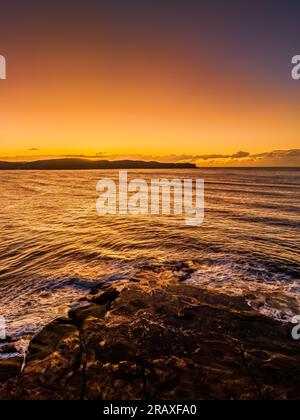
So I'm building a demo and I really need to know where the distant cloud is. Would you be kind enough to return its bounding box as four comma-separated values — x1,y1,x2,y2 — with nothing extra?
246,149,300,166
28,148,39,151
231,151,250,159
105,149,299,167
192,149,300,166
186,151,250,161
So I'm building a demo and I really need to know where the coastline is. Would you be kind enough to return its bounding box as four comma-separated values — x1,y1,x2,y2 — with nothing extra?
1,271,299,400
0,158,197,171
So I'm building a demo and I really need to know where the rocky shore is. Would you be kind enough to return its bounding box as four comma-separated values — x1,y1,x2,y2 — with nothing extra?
0,271,300,400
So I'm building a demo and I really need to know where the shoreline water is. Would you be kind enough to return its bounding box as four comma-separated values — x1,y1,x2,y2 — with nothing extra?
1,256,300,361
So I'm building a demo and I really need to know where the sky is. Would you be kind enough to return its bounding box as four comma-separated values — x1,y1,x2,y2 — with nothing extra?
0,0,299,166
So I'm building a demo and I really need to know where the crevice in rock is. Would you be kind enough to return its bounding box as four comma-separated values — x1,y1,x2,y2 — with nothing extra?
239,343,263,400
138,359,153,400
77,327,87,401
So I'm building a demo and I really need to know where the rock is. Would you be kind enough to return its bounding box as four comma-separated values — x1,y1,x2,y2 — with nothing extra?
88,287,120,306
0,318,84,400
0,357,22,383
0,276,299,400
0,343,18,354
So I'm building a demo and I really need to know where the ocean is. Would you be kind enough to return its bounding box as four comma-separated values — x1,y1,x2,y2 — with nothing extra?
0,168,299,355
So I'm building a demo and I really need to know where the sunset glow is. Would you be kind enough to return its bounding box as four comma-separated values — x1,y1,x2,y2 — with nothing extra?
1,1,300,166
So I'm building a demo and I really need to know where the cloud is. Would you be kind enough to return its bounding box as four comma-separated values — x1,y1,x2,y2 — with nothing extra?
187,151,250,161
231,151,250,159
254,149,300,159
247,149,300,166
190,149,300,166
126,150,299,166
95,150,299,166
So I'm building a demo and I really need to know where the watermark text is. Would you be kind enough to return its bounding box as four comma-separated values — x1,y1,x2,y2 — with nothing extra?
292,55,300,80
292,315,300,340
0,316,6,340
0,55,6,80
96,171,204,226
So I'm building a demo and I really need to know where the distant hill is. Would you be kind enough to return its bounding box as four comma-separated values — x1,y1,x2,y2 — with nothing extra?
0,158,197,170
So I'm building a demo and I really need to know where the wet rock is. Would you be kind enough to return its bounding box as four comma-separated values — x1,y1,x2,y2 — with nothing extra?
0,357,22,383
0,279,299,400
89,287,120,306
0,318,84,399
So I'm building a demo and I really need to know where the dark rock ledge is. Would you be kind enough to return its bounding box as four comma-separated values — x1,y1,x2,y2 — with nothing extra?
0,275,300,400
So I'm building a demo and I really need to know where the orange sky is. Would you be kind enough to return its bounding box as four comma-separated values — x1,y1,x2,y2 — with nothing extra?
0,1,299,166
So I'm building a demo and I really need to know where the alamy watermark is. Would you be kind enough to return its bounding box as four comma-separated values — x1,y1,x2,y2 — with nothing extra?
0,316,6,340
291,316,300,340
96,171,204,226
1,54,299,81
292,55,300,80
0,55,6,80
